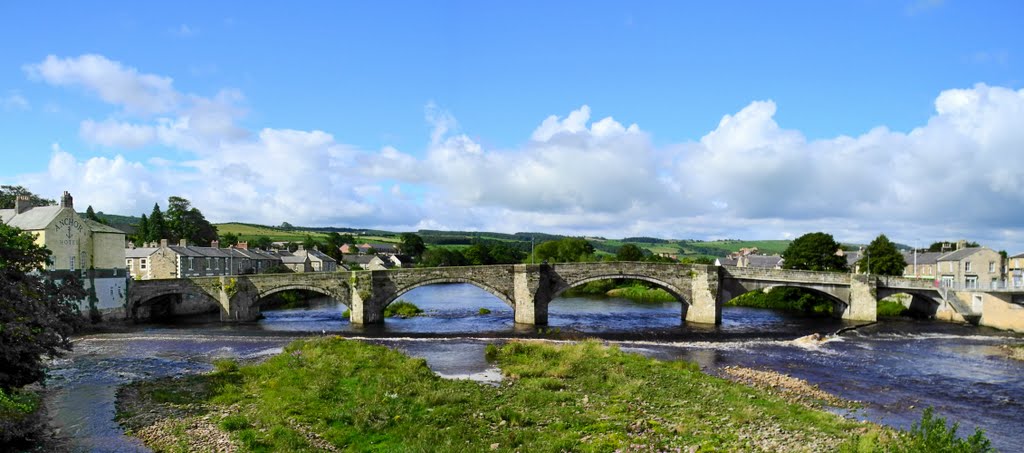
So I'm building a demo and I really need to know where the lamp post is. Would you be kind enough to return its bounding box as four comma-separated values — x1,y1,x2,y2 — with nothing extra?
531,236,535,264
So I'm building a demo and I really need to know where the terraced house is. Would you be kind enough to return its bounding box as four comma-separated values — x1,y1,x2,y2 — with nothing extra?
1,192,127,318
126,239,282,279
935,241,1004,290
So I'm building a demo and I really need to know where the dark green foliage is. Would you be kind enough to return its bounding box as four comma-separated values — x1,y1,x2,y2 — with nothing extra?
147,203,168,242
301,234,320,251
478,308,492,315
0,223,85,391
877,300,910,317
219,232,239,247
727,287,835,316
0,387,43,445
384,300,423,318
532,237,595,263
85,205,102,223
134,214,149,246
166,196,217,246
399,233,427,259
419,247,469,267
782,232,848,272
250,236,273,250
860,234,907,276
890,407,993,453
0,185,54,209
616,244,645,261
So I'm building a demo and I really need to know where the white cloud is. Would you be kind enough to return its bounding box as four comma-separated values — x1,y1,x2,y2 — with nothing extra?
79,119,156,148
24,54,179,114
2,92,29,110
15,53,1024,252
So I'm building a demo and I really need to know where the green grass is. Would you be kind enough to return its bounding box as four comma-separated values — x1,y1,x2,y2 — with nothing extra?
1,388,43,445
877,300,910,317
384,300,423,318
478,307,492,315
606,285,677,303
122,338,900,451
727,287,835,316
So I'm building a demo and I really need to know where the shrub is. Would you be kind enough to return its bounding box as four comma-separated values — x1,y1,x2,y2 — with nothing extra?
478,307,492,315
384,300,423,318
890,407,993,452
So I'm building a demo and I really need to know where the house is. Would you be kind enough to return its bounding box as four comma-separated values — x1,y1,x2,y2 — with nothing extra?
900,251,943,280
342,254,390,270
1,191,127,317
356,242,399,256
1007,252,1024,288
388,254,415,268
274,245,338,273
714,256,738,266
935,241,1004,289
715,254,782,269
126,239,283,279
836,249,861,272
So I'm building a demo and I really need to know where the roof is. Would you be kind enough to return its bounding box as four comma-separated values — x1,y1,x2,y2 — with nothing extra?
0,205,63,230
84,218,126,234
280,254,309,264
1011,252,1024,259
125,247,158,258
306,249,336,263
937,247,990,262
901,251,943,265
746,255,783,268
843,251,861,266
716,257,738,266
342,254,377,265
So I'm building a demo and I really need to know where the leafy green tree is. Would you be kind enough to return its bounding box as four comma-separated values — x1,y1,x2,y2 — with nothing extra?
533,238,595,263
0,223,85,391
250,236,273,250
616,244,645,261
147,203,168,242
85,205,100,222
419,248,468,267
166,196,217,246
464,243,494,265
782,232,848,272
860,234,907,276
487,243,526,264
0,185,54,209
322,232,347,259
399,233,426,259
219,232,239,247
134,214,149,247
302,235,321,251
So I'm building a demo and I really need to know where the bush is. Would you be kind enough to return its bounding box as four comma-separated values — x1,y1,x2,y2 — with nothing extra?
478,307,492,315
0,388,43,445
878,300,910,317
384,300,423,318
891,407,993,452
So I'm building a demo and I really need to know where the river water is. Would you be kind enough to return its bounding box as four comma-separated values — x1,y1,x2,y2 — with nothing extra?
43,283,1024,452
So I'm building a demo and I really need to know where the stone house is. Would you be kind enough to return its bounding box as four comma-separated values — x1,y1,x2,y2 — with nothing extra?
736,254,783,269
900,251,943,280
126,239,282,279
357,242,399,256
1008,252,1024,289
1,191,127,317
388,254,415,268
274,245,338,273
342,254,390,270
936,242,1004,289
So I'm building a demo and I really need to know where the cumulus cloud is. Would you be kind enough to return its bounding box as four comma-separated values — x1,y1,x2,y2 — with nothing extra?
2,92,29,110
24,54,179,115
14,53,1024,251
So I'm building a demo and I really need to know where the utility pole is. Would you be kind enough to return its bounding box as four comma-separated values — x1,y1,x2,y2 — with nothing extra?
531,236,535,264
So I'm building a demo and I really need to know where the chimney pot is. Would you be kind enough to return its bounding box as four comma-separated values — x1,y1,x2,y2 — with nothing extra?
179,239,188,247
59,191,73,209
237,241,248,250
211,240,220,249
160,239,168,248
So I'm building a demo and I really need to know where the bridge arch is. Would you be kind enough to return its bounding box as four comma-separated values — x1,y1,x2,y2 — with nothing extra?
256,284,350,308
551,274,690,306
877,289,943,318
128,287,221,320
721,284,850,318
383,278,515,308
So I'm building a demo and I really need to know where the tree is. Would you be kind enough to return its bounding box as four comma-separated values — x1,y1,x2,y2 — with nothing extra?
166,196,217,246
148,203,168,242
616,244,645,261
302,235,321,251
464,243,494,265
860,234,907,276
532,238,595,263
927,241,979,252
134,214,149,246
0,185,54,209
0,223,85,390
782,232,848,272
399,233,426,259
250,236,273,250
280,222,294,230
85,205,101,222
220,232,239,247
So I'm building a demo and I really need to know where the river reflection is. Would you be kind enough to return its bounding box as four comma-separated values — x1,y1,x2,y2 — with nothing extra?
44,283,1024,452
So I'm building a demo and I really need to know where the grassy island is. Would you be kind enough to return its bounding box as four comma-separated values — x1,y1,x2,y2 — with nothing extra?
116,338,990,452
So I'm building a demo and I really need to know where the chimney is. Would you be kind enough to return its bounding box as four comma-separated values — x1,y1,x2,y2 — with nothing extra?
236,241,248,250
298,244,305,251
941,242,952,253
179,239,188,247
59,191,73,209
211,240,220,249
160,239,168,248
956,239,967,251
14,195,32,214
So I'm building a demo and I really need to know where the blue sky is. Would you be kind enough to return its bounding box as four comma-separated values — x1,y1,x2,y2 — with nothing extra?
2,1,1023,251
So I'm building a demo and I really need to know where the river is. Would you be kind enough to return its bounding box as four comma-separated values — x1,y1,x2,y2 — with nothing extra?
43,283,1024,452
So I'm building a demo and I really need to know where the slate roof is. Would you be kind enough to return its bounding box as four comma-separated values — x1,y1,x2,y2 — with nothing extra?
937,247,986,262
1011,252,1024,259
746,255,783,268
716,257,738,266
0,205,63,230
901,251,942,265
843,251,861,266
125,247,158,258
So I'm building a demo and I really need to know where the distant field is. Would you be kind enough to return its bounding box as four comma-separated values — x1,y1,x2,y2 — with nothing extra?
214,223,401,244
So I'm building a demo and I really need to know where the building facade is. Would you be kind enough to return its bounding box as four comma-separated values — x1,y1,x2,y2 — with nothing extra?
935,246,1004,290
1,192,127,318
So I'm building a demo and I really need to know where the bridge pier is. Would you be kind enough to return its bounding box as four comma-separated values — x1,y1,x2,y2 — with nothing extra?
216,276,261,322
513,264,549,325
687,265,721,324
843,274,878,322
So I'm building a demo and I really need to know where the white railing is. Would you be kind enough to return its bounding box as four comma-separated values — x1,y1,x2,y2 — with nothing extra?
938,280,1024,291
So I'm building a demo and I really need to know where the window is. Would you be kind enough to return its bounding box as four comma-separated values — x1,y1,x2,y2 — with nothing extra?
989,261,995,273
126,259,133,270
965,261,972,272
69,256,75,271
966,276,978,288
188,257,194,270
206,257,212,269
140,258,148,270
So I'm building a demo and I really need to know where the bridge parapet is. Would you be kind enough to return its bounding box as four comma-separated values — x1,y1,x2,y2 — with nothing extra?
721,267,851,285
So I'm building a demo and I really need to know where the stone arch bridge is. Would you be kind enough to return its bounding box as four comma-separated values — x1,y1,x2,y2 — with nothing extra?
126,262,952,325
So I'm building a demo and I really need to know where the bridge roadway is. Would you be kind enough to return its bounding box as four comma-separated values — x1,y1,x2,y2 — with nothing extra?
126,262,949,325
